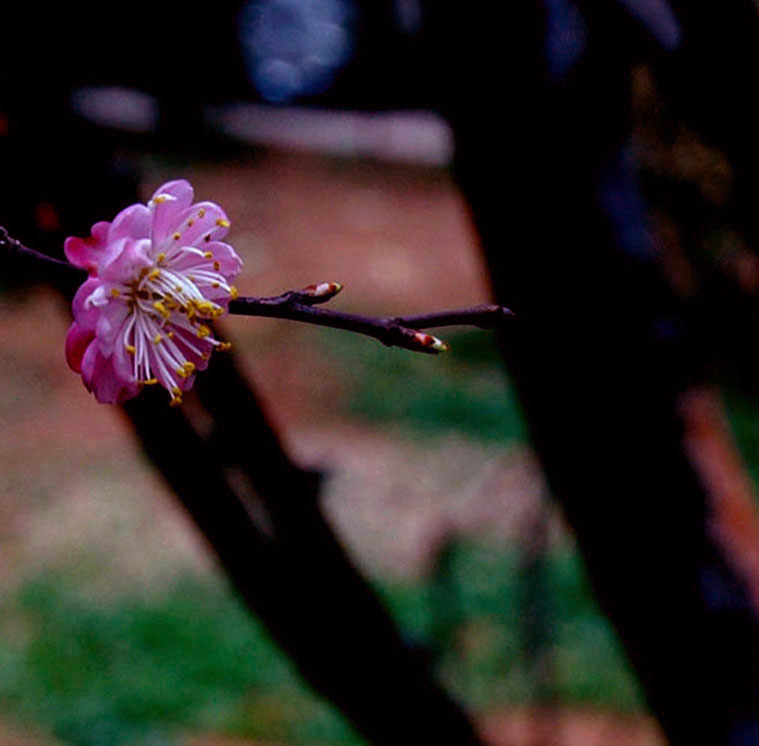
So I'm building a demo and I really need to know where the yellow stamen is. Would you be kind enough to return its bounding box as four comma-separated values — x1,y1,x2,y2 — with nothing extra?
216,218,230,228
149,268,161,281
110,288,120,298
125,344,136,355
196,325,211,339
229,285,238,300
204,251,213,259
188,219,195,227
153,301,170,319
172,232,181,241
144,378,158,385
153,334,163,344
213,261,220,271
169,396,183,407
217,341,232,352
156,252,166,263
198,208,206,218
184,362,196,374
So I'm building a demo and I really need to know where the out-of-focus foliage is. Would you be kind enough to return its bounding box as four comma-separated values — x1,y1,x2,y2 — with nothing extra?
0,542,643,746
340,331,527,443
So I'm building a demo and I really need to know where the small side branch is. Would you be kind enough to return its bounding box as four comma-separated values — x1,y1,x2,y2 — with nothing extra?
1,225,515,352
229,288,514,354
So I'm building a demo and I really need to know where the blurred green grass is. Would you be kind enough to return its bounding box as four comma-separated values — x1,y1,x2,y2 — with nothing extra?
0,542,644,746
335,329,527,443
13,329,752,745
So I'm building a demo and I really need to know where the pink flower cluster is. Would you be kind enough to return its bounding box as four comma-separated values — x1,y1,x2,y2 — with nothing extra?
65,180,243,405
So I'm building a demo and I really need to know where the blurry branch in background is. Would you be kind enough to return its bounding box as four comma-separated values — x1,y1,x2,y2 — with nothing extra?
1,225,515,353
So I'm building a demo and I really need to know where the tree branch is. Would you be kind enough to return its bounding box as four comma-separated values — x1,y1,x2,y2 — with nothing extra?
229,289,514,353
1,225,515,352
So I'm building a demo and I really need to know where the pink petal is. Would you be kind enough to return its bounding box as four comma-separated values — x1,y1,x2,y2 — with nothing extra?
71,277,104,331
169,201,231,247
111,330,136,383
150,180,195,248
95,300,131,355
65,322,95,374
203,241,243,280
64,221,111,272
108,203,152,244
99,237,152,283
81,341,139,404
168,240,242,280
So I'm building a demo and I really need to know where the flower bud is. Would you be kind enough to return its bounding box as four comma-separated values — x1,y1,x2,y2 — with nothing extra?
412,331,449,352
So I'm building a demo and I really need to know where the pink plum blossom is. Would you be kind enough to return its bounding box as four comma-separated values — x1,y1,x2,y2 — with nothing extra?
65,180,242,406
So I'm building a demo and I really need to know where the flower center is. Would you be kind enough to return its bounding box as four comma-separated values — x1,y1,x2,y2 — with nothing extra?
115,251,235,405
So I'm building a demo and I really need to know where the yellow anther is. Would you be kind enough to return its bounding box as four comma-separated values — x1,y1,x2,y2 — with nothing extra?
212,282,220,289
201,353,210,361
167,330,175,339
175,285,182,293
187,219,195,227
217,341,232,352
216,218,230,228
171,386,182,397
153,194,169,204
198,208,206,218
204,251,213,259
229,285,238,300
213,261,220,271
144,378,158,385
197,325,211,339
153,334,163,344
176,367,189,379
110,288,120,298
149,268,161,281
153,301,170,319
172,232,181,241
184,362,196,374
169,396,183,407
125,344,136,355
156,252,166,263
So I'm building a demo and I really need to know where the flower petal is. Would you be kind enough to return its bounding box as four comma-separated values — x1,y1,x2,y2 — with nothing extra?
71,277,104,331
64,221,111,272
65,322,95,374
150,180,195,249
99,238,152,283
169,202,231,248
108,204,152,243
168,240,242,280
81,341,139,404
95,300,131,355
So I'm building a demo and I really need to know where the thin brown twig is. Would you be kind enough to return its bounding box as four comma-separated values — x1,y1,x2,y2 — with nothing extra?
229,288,514,353
1,225,515,353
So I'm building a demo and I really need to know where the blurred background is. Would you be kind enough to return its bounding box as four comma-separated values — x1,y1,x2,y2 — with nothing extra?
1,2,757,745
